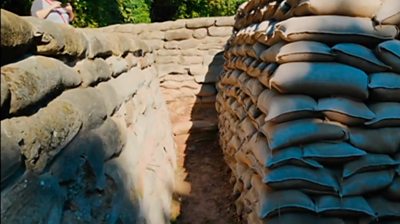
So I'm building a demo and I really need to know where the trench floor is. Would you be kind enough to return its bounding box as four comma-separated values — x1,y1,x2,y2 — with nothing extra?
175,134,241,224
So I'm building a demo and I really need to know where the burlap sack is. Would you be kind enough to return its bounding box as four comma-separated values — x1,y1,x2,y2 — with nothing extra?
317,97,375,125
302,142,366,163
261,118,347,150
258,63,278,88
349,127,400,154
294,0,382,18
365,102,400,128
260,41,334,63
270,62,369,99
275,16,399,44
248,62,267,78
343,154,399,178
332,43,391,73
369,72,400,101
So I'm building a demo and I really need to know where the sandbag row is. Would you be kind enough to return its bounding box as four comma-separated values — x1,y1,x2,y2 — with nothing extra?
217,0,400,223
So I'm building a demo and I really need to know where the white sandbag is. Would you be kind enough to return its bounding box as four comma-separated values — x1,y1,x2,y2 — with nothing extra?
369,72,400,102
258,90,318,123
270,62,369,99
316,195,376,217
258,63,278,88
341,169,394,196
266,146,323,169
260,41,334,63
275,16,399,44
349,127,400,154
258,190,316,219
343,154,399,178
376,40,400,73
302,142,366,163
374,0,400,25
365,102,400,128
332,43,390,73
261,118,347,150
317,97,375,125
264,165,340,193
294,0,382,18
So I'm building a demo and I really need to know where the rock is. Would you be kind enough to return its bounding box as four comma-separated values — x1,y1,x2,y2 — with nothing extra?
165,29,193,41
1,10,35,65
2,56,81,114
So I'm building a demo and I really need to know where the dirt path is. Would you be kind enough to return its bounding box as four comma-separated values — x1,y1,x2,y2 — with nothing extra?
176,134,241,224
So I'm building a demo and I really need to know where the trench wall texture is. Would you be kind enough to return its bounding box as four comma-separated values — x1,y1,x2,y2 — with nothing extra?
217,0,400,223
100,17,235,191
1,9,177,224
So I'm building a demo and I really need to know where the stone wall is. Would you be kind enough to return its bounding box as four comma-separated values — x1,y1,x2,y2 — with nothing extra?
1,9,177,224
217,0,400,223
100,17,235,194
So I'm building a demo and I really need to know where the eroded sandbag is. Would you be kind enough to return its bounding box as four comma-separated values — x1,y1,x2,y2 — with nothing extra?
369,72,400,102
270,62,369,99
316,195,375,217
302,142,367,163
365,102,400,128
332,43,390,73
1,56,81,114
294,0,382,18
343,154,399,178
349,127,400,154
374,0,400,25
317,97,375,125
376,40,400,73
74,58,112,87
275,16,399,44
261,118,347,150
341,169,395,196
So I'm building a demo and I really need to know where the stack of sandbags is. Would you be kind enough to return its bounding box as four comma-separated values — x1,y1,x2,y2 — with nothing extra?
216,0,400,223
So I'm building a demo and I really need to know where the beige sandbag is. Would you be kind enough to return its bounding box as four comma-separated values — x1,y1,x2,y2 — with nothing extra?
271,0,296,21
275,16,399,44
270,62,369,99
258,190,316,219
248,62,267,78
257,90,318,123
332,43,391,73
349,127,400,154
261,118,347,150
248,43,268,59
374,0,400,25
242,78,264,103
255,114,266,130
302,142,366,163
248,105,262,121
264,165,340,193
239,117,257,138
316,196,375,217
248,133,270,167
258,63,278,88
365,102,400,128
262,1,280,20
343,154,399,178
369,72,400,101
294,0,382,18
341,169,394,196
260,41,334,64
317,97,375,125
376,40,400,73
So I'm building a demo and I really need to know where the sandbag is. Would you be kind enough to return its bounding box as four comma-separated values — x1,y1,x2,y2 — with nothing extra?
365,102,400,128
294,0,382,18
275,16,399,44
242,78,264,103
341,169,394,196
264,165,340,193
369,72,400,102
258,63,278,88
266,146,323,169
248,133,270,167
258,190,316,219
258,90,318,123
384,176,400,200
332,43,390,73
374,0,400,25
317,97,375,125
248,62,267,78
343,154,399,178
376,40,400,73
349,127,400,154
316,195,375,217
367,197,400,219
266,212,345,224
260,118,347,150
260,41,334,63
270,62,369,99
248,42,268,58
302,142,366,163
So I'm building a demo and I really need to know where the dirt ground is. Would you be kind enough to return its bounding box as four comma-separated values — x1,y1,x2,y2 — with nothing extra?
175,135,241,224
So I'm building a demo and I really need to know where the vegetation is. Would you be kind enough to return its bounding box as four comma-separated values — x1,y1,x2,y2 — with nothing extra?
1,0,245,27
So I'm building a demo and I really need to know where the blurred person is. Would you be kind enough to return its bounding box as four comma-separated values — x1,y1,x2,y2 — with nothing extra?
31,0,74,24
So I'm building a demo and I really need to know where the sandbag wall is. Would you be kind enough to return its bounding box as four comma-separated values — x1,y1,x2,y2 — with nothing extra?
216,0,400,223
101,17,234,193
1,10,176,224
